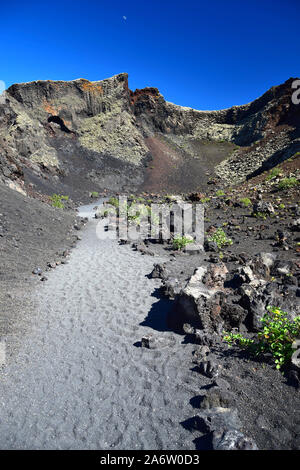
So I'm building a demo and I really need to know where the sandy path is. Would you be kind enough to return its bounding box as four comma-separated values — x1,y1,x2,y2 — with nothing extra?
0,209,201,450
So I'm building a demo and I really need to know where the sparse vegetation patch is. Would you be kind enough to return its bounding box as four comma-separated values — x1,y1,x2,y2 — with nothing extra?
50,194,69,209
223,306,300,370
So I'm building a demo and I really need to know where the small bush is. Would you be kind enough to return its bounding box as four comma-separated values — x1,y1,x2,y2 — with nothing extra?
216,189,225,197
253,211,267,220
127,202,151,226
200,197,211,203
223,306,300,370
240,197,252,207
165,194,175,201
128,214,141,225
265,168,281,181
172,235,194,251
207,227,233,249
90,191,99,198
107,196,119,208
278,177,299,190
50,194,69,209
100,207,115,218
291,152,300,160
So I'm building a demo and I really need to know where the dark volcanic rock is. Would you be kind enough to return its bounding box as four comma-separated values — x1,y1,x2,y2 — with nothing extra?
196,359,219,378
252,201,275,215
204,240,219,252
167,246,299,333
170,264,229,332
149,263,167,279
212,429,258,450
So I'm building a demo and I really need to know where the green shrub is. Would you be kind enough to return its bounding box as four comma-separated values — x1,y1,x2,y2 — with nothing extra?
172,235,194,250
107,196,119,208
253,211,267,220
127,202,151,226
128,214,141,225
207,227,233,249
265,168,281,181
100,207,115,218
50,194,69,209
216,189,225,197
278,177,299,190
165,194,176,201
223,306,300,370
291,152,300,160
223,332,255,349
240,197,252,207
200,197,211,203
90,191,99,198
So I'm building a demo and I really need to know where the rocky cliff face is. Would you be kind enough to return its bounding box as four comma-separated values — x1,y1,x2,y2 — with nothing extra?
132,77,300,184
0,73,299,200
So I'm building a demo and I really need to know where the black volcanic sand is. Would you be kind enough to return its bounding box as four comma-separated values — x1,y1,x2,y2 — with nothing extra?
22,134,145,204
0,184,80,348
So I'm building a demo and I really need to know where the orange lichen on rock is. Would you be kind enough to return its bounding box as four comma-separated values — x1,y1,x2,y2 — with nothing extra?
42,99,61,115
78,79,103,94
129,88,161,106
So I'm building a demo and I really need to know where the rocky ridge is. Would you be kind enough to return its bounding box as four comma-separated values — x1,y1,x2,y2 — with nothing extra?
0,74,299,201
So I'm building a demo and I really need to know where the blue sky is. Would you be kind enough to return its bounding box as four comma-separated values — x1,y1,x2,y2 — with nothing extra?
0,0,299,109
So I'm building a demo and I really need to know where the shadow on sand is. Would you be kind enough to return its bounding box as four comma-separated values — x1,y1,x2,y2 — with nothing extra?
139,286,174,333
